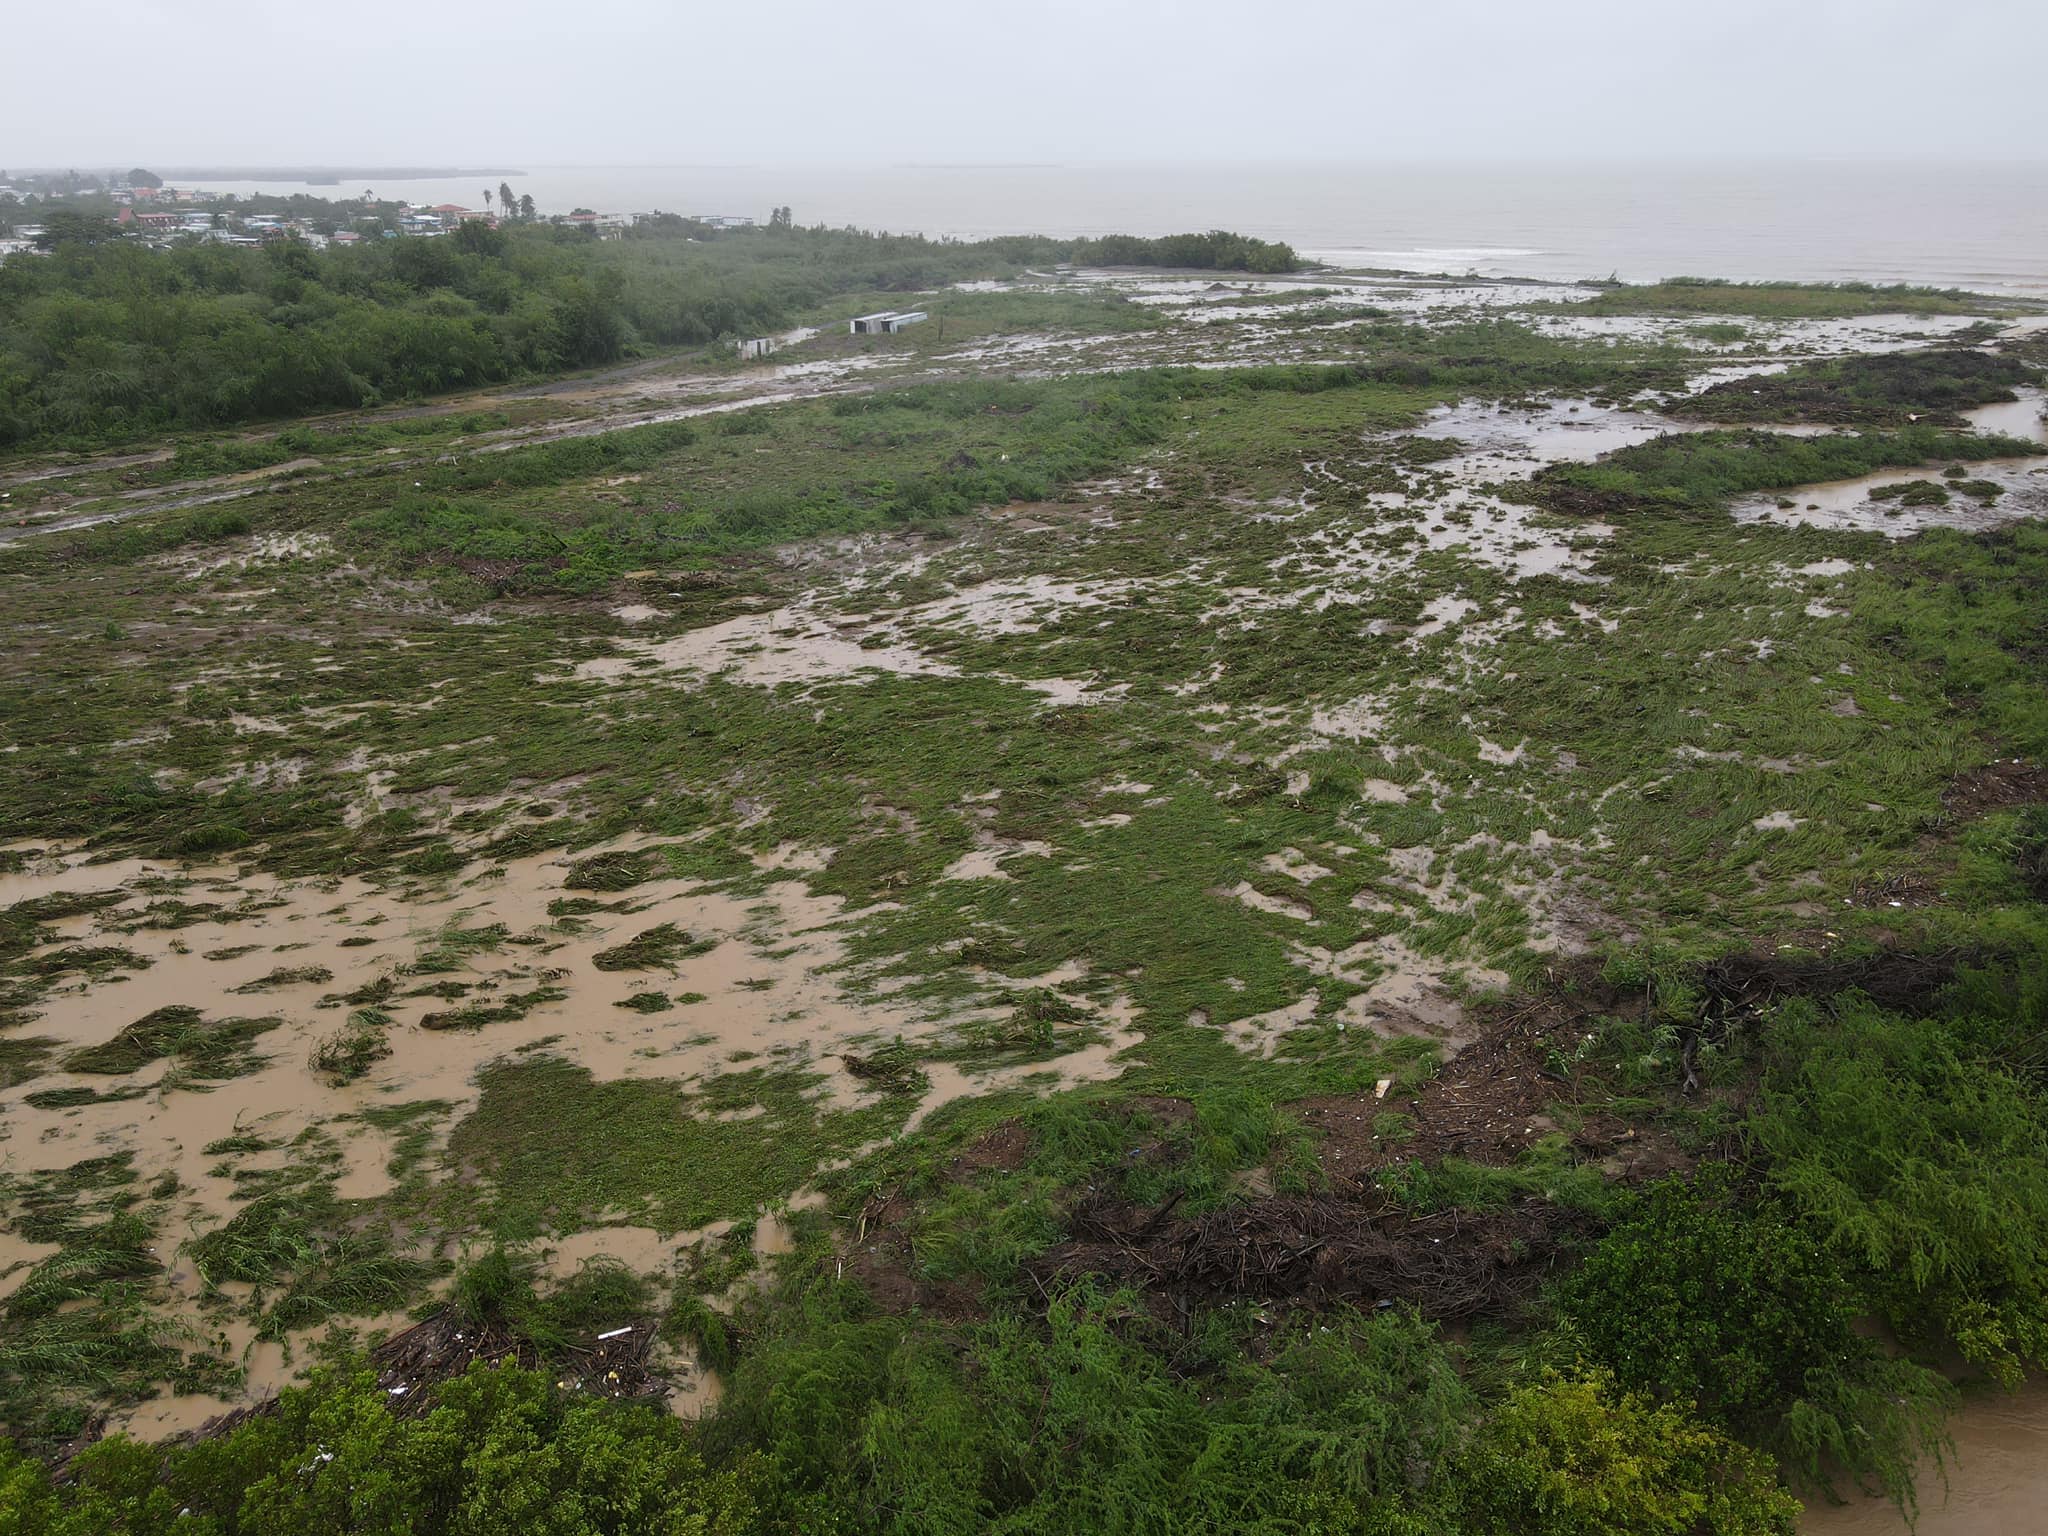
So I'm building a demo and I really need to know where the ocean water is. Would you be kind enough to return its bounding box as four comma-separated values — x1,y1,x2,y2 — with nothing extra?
176,160,2048,295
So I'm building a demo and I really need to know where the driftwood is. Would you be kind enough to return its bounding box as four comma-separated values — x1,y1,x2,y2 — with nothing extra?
371,1311,667,1417
181,1310,667,1442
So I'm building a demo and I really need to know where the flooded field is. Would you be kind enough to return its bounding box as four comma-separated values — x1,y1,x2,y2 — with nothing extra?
2,254,2046,1530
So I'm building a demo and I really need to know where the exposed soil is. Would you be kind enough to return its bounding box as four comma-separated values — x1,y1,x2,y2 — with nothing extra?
1303,937,1972,1188
1941,757,2048,819
845,932,1979,1333
374,1311,670,1414
842,1104,1205,1320
1694,946,1966,1031
1302,960,1688,1185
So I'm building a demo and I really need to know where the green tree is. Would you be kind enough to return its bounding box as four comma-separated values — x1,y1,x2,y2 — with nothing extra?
12,1363,772,1534
31,211,117,249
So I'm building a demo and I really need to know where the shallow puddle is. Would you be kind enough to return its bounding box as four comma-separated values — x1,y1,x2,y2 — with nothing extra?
1730,454,2048,536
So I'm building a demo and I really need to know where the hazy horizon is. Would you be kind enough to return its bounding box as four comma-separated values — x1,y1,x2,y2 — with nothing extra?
9,0,2045,168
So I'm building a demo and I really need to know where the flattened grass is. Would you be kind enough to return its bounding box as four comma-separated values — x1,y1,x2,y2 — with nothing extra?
440,1056,913,1240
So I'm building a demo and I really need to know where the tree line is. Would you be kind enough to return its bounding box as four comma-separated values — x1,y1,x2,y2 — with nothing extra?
0,219,1300,452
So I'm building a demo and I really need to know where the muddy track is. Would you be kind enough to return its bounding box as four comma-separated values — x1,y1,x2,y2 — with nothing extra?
0,374,880,549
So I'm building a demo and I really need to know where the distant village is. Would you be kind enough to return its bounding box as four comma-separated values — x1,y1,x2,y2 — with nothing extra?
0,169,761,261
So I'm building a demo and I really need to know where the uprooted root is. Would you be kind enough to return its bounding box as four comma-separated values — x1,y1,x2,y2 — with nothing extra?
1027,1192,1583,1321
1694,946,1966,1025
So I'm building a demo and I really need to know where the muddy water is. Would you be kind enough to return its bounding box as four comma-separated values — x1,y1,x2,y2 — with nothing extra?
3,845,902,1220
1730,454,2048,536
564,572,1135,706
1801,1382,2048,1535
1964,387,2048,445
1414,396,1685,472
0,838,1135,1245
2,832,1147,1436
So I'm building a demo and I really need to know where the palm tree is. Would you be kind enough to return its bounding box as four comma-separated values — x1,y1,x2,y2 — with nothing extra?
500,182,516,218
482,188,493,216
519,193,536,221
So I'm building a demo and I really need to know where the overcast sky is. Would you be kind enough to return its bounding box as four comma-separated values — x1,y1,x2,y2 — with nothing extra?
9,0,2046,169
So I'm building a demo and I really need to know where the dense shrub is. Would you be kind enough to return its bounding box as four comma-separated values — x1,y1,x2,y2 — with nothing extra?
0,1365,768,1535
1452,1371,1799,1536
1558,1173,1950,1502
1753,998,2048,1384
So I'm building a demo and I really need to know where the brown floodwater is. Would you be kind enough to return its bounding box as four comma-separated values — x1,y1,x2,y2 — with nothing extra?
1800,1381,2048,1535
0,833,1149,1439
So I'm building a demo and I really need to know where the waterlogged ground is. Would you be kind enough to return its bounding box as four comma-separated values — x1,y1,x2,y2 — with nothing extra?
1,267,2045,1521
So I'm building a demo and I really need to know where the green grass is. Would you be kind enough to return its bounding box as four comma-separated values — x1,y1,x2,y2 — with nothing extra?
436,1055,914,1240
1555,277,2015,318
1534,424,2040,514
590,923,718,973
62,1005,280,1079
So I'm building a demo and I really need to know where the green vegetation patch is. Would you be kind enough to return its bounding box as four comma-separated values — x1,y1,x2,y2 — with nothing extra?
227,963,334,993
590,923,717,972
1560,1172,1951,1503
1534,425,2039,515
1556,277,2008,318
309,1009,394,1083
1868,478,1951,507
563,850,655,891
418,984,568,1031
1672,348,2037,426
1753,996,2048,1386
440,1056,909,1238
